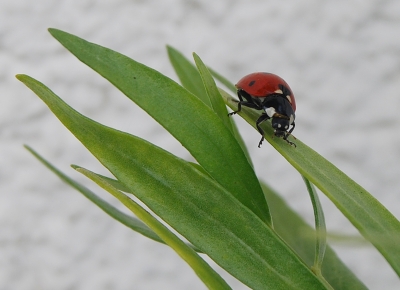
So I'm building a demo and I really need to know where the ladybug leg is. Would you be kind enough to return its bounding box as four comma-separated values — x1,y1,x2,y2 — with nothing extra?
283,122,296,147
288,122,295,136
228,90,260,116
255,114,270,148
283,137,296,147
228,92,243,116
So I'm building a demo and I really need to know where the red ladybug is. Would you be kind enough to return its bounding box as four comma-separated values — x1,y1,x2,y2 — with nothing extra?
228,72,296,147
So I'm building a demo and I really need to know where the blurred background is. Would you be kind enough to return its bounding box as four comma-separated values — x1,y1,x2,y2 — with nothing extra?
2,0,400,289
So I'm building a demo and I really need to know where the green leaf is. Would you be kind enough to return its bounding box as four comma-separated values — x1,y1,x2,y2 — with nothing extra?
17,74,327,289
168,48,254,168
23,145,163,244
47,28,271,226
75,166,231,290
167,45,210,106
302,176,329,287
222,91,400,276
193,52,233,132
263,183,368,290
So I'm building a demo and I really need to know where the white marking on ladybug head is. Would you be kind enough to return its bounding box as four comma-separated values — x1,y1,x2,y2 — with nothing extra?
286,95,292,104
274,89,283,94
289,114,294,125
285,125,288,129
264,107,276,118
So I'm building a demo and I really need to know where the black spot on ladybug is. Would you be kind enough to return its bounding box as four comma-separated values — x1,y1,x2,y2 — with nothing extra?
248,80,256,87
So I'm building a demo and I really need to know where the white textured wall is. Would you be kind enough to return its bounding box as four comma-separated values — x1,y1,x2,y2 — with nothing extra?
2,0,400,289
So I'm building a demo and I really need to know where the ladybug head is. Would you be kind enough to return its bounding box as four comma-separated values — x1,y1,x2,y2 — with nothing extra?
271,116,290,137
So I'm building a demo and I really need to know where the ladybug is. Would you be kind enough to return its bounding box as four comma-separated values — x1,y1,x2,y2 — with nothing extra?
228,72,296,147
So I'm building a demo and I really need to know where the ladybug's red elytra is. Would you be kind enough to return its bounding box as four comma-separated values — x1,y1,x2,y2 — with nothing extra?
228,72,296,147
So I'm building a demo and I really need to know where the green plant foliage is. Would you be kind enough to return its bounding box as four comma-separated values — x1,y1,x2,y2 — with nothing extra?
263,183,367,290
17,73,326,289
167,45,210,106
18,28,400,289
166,48,367,290
193,53,233,131
26,142,367,288
191,52,254,168
76,166,232,290
25,145,204,252
45,28,272,227
221,91,400,276
302,176,327,279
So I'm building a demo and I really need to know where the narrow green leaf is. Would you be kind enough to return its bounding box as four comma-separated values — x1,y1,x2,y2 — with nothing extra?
209,67,237,93
263,183,368,290
47,28,271,226
222,92,400,276
326,232,367,244
75,166,231,290
302,176,329,287
193,53,233,131
24,145,163,244
167,45,210,106
168,48,254,168
17,74,327,289
72,168,132,192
